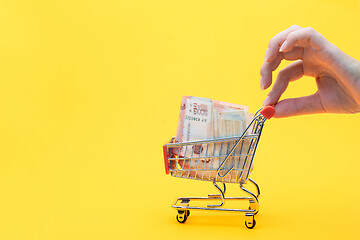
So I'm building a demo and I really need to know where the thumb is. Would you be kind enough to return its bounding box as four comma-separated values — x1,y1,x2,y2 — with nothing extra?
272,93,326,118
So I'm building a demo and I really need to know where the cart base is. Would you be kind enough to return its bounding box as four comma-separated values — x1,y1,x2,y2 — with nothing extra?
172,178,260,229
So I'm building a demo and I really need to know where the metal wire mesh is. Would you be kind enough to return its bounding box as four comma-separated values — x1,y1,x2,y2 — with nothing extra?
165,114,266,184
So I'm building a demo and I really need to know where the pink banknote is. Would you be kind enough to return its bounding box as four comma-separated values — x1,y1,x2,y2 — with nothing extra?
175,96,251,143
172,96,254,181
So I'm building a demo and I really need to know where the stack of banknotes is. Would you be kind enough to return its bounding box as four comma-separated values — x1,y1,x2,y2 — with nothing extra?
173,96,254,181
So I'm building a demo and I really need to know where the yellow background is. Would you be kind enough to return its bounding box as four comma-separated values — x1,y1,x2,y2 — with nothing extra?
0,0,359,239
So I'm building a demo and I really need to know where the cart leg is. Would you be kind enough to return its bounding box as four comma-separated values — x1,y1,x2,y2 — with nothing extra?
240,183,259,214
207,182,226,207
208,182,226,197
248,178,260,198
249,200,258,215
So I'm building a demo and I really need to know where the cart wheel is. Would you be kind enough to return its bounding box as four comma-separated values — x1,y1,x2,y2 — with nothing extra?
186,210,190,217
176,214,187,223
245,217,256,229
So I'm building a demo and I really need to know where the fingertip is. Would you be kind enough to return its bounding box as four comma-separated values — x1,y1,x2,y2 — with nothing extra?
260,61,274,91
260,78,271,91
272,99,297,118
271,104,285,118
279,40,295,53
260,77,268,90
272,104,281,118
262,96,270,107
263,81,271,90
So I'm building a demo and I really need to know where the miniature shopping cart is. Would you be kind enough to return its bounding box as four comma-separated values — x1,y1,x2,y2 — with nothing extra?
163,106,275,229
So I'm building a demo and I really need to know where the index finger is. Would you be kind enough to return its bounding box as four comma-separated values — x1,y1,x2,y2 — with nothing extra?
265,25,302,62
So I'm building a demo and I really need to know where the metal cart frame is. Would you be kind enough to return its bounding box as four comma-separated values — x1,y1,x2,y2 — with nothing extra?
163,106,275,228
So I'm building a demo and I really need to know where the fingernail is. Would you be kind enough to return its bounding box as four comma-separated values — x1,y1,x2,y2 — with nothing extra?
279,41,287,52
264,48,270,61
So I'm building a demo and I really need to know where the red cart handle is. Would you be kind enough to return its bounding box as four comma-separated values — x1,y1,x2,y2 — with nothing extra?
260,106,275,119
163,145,170,174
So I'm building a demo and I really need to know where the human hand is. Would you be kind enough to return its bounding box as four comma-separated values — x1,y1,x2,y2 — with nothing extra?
260,25,360,118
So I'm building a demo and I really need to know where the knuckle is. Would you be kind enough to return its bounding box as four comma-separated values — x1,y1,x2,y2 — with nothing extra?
268,37,277,48
305,27,316,34
277,69,287,80
290,24,301,30
268,32,283,47
277,67,294,83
